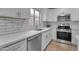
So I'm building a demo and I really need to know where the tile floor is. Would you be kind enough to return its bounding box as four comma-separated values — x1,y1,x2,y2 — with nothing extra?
45,40,77,51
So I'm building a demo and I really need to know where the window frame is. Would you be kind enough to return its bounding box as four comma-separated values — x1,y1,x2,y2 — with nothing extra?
30,8,40,27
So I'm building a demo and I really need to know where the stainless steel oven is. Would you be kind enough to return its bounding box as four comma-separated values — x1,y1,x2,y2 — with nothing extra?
57,31,71,41
57,25,72,42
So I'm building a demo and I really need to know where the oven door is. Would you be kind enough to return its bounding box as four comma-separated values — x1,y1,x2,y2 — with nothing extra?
57,31,71,41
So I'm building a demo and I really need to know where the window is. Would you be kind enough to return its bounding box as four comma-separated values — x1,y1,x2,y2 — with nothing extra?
35,10,40,27
35,10,39,17
30,8,34,17
29,8,35,27
30,9,40,29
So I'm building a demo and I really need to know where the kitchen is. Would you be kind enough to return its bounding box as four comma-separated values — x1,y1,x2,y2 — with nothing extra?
0,8,78,51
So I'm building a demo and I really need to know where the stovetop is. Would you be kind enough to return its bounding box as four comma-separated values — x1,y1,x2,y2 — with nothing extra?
57,25,72,32
57,26,71,30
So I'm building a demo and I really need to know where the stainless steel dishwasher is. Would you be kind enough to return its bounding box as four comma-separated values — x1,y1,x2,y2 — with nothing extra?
27,34,41,51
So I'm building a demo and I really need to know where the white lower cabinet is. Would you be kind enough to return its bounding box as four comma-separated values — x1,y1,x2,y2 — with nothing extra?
41,29,52,51
48,29,53,42
0,28,53,51
41,32,47,50
72,31,78,45
0,39,27,51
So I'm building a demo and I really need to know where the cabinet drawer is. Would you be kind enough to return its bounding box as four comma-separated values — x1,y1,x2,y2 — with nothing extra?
0,39,27,51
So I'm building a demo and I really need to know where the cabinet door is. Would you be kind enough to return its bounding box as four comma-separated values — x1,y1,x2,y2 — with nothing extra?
47,31,51,44
41,33,47,50
0,8,18,17
46,32,49,46
0,39,27,51
42,32,49,50
52,29,56,40
18,8,30,18
49,29,53,41
46,31,51,46
72,31,77,44
14,39,27,51
41,30,52,51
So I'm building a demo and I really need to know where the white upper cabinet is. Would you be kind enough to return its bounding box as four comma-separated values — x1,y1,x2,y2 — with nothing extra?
0,8,18,17
18,8,30,18
40,8,79,21
40,8,63,21
46,8,64,21
0,8,30,19
40,8,48,21
63,8,79,21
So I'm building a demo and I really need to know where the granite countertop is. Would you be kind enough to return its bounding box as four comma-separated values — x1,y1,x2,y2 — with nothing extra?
0,27,51,47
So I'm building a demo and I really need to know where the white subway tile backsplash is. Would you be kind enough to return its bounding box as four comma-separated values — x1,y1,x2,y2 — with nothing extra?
0,17,34,35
